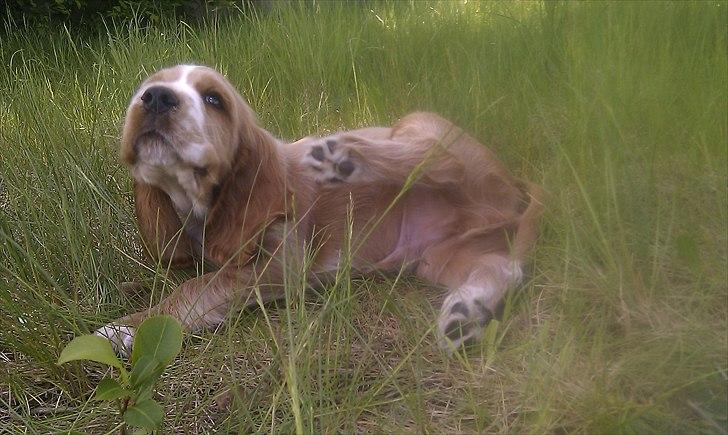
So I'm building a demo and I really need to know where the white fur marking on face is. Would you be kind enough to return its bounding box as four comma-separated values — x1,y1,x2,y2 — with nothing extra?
170,65,205,130
131,65,205,130
180,142,209,166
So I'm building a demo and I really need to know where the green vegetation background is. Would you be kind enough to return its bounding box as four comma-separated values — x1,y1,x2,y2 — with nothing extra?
1,1,726,433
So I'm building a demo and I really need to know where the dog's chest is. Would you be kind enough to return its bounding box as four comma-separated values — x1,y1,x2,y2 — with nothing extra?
134,160,210,258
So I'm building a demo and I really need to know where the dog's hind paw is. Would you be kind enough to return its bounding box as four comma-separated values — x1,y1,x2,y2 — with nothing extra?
437,285,495,352
95,323,135,358
304,138,359,184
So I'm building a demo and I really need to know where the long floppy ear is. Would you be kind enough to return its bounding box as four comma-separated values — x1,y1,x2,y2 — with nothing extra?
133,181,194,268
204,121,288,266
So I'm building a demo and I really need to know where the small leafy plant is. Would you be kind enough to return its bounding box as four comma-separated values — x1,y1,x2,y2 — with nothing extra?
58,315,183,432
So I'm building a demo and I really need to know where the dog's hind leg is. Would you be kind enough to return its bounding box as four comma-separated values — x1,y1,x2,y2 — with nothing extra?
303,133,465,188
415,237,523,351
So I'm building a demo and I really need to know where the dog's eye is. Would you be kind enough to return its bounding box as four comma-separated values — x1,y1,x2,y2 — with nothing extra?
203,93,222,108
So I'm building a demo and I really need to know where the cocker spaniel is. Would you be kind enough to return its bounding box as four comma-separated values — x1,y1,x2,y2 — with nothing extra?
96,64,544,354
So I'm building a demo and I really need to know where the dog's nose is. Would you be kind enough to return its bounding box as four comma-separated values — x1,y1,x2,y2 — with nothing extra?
141,86,179,114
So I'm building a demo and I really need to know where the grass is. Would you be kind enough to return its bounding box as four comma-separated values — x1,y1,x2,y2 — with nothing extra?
0,1,726,433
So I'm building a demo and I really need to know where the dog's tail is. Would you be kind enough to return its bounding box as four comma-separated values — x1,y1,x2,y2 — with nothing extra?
511,181,546,262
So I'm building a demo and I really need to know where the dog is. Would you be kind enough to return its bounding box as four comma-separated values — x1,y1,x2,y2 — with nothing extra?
96,64,544,354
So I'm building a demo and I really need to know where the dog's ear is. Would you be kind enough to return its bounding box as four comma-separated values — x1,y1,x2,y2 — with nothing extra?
204,107,288,265
133,181,194,268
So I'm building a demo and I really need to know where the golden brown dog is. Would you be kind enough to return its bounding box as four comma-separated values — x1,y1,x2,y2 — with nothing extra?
96,64,544,354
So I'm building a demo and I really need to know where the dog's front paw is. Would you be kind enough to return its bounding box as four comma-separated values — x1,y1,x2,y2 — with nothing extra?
437,285,495,352
95,324,135,358
304,138,359,184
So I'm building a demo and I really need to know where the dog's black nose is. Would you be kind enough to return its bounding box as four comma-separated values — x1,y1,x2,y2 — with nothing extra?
141,86,179,114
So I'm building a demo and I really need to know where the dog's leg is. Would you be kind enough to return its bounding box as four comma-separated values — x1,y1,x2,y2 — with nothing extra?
416,239,522,351
435,256,521,350
96,261,288,356
303,134,464,187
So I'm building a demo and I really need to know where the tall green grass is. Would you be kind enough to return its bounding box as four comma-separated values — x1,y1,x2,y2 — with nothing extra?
1,1,726,433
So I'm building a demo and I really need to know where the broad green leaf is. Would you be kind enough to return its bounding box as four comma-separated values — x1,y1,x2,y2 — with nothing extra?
131,315,182,366
95,377,131,401
135,386,154,403
58,335,124,370
130,355,163,389
124,399,164,429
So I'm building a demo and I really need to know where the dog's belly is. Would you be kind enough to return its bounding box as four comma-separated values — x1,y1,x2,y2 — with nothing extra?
372,190,458,270
308,185,455,273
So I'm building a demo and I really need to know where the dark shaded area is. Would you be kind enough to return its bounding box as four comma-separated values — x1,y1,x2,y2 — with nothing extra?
2,0,261,33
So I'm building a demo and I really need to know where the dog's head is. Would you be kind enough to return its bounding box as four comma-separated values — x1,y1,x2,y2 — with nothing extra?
121,64,261,216
122,64,286,264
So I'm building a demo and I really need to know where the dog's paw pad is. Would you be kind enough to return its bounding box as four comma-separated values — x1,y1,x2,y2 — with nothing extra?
438,286,494,351
304,138,358,184
310,145,325,162
444,318,472,340
336,159,354,176
95,324,135,357
472,299,492,326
